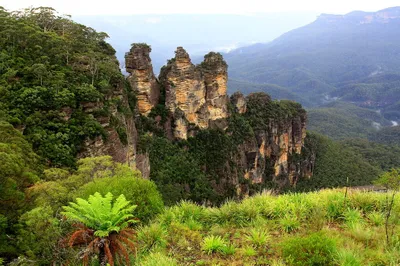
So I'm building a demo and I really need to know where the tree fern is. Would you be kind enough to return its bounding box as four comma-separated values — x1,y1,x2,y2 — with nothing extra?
62,192,137,236
62,192,138,266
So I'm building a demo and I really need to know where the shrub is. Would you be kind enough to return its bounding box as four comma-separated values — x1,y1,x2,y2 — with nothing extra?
140,252,178,266
281,232,337,266
75,176,164,223
201,235,226,255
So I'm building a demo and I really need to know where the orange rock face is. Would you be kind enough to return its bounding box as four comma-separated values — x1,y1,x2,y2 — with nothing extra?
125,44,160,116
159,47,229,139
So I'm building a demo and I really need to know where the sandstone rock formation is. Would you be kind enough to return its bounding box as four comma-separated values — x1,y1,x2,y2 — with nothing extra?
230,92,247,114
115,44,314,189
125,43,160,116
159,47,229,139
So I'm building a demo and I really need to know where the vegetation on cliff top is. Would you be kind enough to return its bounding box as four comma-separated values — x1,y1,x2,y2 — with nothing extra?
0,7,128,167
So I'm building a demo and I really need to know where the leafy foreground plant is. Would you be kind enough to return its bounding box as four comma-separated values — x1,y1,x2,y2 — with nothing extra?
62,192,138,266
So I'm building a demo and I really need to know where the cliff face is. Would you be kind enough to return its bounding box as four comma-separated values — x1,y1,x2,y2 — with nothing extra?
125,44,160,116
159,47,228,139
77,81,138,170
232,93,311,190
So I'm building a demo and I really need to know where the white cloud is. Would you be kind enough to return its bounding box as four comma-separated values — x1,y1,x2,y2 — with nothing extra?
1,0,399,15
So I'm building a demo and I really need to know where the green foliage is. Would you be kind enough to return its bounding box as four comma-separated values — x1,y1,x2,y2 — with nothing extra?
375,168,400,191
0,7,125,167
147,136,215,205
140,252,178,266
281,232,337,266
367,211,385,226
0,121,40,256
138,223,168,253
342,208,364,229
201,235,227,255
297,132,380,190
245,228,270,248
340,138,400,172
244,92,305,130
220,244,236,256
307,102,389,140
336,249,362,266
242,245,257,256
62,192,137,237
17,206,61,264
75,176,164,223
369,126,400,146
279,214,301,233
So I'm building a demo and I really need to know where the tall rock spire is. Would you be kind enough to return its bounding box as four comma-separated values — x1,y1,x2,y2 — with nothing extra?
125,43,160,116
159,47,229,139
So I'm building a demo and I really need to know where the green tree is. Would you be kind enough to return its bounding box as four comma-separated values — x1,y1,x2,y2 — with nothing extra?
62,192,137,266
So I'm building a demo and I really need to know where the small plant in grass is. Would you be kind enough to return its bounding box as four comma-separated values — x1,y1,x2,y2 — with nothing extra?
367,211,385,226
336,249,362,266
343,208,364,229
201,235,226,255
220,244,236,255
242,245,257,256
281,232,337,266
138,223,168,253
279,214,300,233
185,218,203,231
245,228,270,248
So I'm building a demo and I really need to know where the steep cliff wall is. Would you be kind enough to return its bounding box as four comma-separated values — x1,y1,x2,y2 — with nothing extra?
231,92,311,190
77,81,138,170
125,44,160,116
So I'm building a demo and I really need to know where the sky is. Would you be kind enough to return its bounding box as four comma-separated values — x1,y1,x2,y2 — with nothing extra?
1,0,399,15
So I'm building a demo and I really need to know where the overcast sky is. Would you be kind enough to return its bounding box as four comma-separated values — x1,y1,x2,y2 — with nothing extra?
1,0,399,15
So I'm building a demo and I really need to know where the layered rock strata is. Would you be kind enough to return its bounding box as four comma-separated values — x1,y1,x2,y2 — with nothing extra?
231,93,311,188
159,47,229,139
125,44,160,116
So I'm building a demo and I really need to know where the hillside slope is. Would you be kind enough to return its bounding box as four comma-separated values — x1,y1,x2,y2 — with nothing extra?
226,7,400,120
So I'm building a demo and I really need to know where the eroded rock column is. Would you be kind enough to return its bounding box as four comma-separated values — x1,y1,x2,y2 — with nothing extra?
125,43,160,116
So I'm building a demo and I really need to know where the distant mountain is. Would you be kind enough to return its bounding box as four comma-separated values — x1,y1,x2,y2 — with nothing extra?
225,7,400,121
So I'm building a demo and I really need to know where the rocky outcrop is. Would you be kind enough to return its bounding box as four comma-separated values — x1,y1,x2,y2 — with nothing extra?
232,93,311,189
230,92,247,114
119,45,314,191
125,44,160,116
159,47,229,139
201,52,229,124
